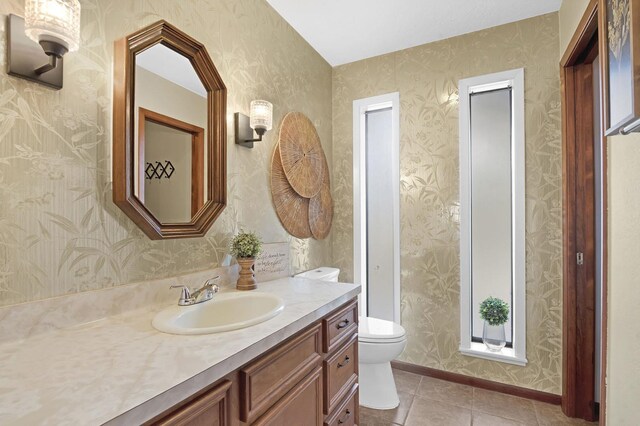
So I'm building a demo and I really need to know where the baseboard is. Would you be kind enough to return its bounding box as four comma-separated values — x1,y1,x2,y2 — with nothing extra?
391,360,562,405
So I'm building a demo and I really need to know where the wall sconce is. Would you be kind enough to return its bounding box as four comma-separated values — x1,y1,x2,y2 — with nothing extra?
7,0,81,90
235,100,273,148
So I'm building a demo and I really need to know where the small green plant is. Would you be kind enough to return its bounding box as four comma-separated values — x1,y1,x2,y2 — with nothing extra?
230,230,262,258
479,297,510,326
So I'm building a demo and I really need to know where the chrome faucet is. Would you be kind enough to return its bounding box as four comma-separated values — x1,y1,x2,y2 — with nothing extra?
170,276,220,306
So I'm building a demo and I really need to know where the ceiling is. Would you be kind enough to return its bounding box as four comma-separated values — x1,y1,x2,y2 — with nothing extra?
266,0,562,66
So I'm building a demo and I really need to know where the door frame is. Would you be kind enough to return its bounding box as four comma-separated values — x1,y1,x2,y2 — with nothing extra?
560,0,608,423
352,92,401,322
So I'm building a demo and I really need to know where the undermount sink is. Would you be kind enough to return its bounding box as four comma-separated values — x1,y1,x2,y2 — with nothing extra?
152,292,285,335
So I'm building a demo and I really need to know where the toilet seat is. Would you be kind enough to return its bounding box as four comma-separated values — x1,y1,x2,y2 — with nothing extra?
358,316,406,344
359,335,406,344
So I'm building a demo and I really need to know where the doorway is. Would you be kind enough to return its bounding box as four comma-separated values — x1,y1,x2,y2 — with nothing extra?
560,0,607,422
353,92,400,323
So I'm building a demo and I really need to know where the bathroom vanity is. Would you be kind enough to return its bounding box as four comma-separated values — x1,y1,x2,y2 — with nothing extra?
147,298,359,425
0,276,360,425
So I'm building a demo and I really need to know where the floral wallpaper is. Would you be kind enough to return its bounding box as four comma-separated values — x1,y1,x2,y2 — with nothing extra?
331,14,563,394
0,0,333,307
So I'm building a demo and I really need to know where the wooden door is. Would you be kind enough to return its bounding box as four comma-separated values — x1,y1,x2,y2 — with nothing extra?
563,62,598,421
561,0,607,421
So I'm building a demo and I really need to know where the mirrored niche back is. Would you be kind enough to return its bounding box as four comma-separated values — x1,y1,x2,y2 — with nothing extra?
113,21,227,239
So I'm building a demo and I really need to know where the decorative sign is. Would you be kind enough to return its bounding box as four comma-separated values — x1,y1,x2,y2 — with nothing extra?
255,242,290,282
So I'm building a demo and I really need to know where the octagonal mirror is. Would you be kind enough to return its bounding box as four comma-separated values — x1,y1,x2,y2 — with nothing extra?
113,21,226,239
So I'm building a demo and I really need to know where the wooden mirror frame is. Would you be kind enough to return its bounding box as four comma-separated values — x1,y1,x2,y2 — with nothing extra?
113,20,227,239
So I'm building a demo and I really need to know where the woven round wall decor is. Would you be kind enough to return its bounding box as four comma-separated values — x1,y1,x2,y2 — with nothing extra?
278,112,324,198
270,144,312,239
309,154,333,240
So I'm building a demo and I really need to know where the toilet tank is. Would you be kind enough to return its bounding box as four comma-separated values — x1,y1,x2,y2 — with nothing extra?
295,267,340,282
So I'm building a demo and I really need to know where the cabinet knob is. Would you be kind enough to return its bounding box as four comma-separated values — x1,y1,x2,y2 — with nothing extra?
338,355,350,368
336,319,350,329
338,409,351,424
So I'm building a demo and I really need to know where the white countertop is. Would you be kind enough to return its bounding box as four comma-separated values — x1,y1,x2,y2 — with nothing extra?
0,278,360,425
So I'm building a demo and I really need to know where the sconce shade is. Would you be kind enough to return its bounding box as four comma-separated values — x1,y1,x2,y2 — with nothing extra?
25,0,81,54
250,100,273,133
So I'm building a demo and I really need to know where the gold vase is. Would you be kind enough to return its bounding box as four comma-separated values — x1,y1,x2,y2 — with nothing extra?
236,257,257,291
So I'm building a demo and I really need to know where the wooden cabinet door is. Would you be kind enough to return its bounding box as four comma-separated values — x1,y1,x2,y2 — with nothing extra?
322,300,358,353
151,380,232,426
323,334,358,415
240,324,322,423
253,366,323,426
324,383,358,426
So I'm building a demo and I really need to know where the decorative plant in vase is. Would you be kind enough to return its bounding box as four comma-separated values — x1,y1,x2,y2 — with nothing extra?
230,230,262,291
479,296,510,352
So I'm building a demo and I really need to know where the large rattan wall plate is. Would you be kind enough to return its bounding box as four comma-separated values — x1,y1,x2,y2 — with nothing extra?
271,112,333,240
309,154,333,240
278,112,324,198
270,145,312,239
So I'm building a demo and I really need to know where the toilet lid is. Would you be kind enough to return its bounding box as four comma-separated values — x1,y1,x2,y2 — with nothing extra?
358,316,406,343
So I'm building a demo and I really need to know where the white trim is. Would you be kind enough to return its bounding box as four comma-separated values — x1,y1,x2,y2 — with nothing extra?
458,68,527,365
468,80,511,94
353,92,401,323
459,343,527,367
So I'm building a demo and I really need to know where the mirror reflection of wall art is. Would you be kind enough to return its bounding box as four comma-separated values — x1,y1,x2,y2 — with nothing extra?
145,161,175,180
270,112,333,240
602,0,640,135
112,21,227,239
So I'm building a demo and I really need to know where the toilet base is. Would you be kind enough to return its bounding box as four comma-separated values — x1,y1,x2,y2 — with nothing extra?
359,361,400,409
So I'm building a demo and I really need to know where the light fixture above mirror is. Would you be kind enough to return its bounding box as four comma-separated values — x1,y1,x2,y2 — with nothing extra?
6,0,81,89
235,100,273,148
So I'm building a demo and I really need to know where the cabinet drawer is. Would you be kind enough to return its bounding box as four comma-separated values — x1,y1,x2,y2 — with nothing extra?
322,299,358,353
324,383,358,426
254,366,323,426
240,324,322,423
323,333,358,415
150,379,232,426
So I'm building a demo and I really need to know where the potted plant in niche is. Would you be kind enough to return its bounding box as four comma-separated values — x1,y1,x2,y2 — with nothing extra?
230,230,262,291
479,296,510,352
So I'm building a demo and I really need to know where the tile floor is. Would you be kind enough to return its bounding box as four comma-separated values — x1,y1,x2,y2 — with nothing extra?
359,369,597,426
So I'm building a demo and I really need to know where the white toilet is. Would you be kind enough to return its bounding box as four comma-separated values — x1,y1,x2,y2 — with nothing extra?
295,267,407,410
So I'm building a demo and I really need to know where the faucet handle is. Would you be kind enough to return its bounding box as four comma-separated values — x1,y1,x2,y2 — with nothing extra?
203,276,221,292
170,285,192,305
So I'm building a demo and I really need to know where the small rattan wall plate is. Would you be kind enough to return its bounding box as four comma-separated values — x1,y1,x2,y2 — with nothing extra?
270,144,312,239
309,154,333,239
278,112,324,198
